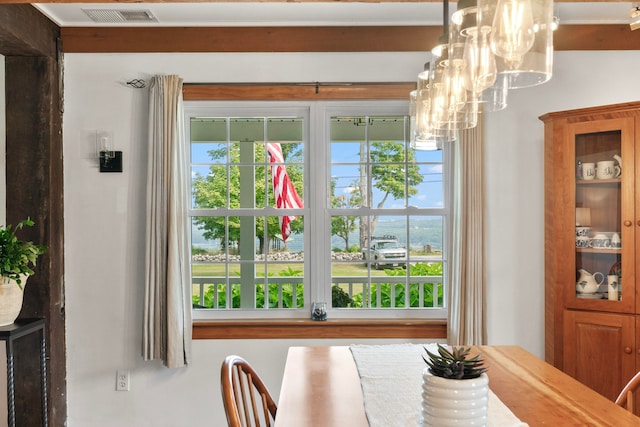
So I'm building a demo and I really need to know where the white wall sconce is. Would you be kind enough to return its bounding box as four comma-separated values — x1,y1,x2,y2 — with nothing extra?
97,131,122,173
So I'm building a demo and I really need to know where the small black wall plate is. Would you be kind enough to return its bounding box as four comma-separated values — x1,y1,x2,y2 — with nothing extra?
99,151,123,173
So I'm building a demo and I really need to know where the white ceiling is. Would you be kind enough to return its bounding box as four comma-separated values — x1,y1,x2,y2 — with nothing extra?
34,2,633,27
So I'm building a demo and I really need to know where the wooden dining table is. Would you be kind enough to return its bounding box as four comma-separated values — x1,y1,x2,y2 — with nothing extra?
274,345,640,427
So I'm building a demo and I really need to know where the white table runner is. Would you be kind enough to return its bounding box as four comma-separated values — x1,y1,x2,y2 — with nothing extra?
349,344,528,427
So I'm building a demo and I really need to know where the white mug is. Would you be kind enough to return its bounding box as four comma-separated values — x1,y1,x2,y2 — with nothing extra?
611,232,621,248
575,226,591,237
575,236,590,248
582,162,595,180
596,160,616,179
589,233,611,248
608,275,619,301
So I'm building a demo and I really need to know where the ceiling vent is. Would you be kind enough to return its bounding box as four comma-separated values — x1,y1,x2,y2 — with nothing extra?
82,9,158,24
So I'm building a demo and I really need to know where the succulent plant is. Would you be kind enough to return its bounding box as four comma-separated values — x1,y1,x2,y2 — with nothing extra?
423,344,487,380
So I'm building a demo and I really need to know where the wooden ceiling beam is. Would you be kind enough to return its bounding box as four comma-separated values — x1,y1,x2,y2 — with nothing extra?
60,26,443,53
554,24,640,50
60,24,640,53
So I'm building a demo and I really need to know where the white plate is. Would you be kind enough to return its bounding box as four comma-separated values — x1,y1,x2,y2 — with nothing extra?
577,293,604,299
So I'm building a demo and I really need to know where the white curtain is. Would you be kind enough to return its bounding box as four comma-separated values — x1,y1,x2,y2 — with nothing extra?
143,75,192,368
447,115,487,346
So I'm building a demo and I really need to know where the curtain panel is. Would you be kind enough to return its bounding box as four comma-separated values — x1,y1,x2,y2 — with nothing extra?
143,75,192,368
447,116,487,346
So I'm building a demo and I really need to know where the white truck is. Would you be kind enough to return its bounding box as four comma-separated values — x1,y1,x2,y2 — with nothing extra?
362,235,407,270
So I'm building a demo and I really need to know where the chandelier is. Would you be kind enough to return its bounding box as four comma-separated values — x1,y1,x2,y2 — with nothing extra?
412,0,554,149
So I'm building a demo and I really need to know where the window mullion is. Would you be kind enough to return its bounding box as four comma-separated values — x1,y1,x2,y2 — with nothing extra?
239,140,256,309
308,103,330,306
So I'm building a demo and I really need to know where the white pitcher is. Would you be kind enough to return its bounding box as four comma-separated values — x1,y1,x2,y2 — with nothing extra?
576,269,604,294
613,154,622,177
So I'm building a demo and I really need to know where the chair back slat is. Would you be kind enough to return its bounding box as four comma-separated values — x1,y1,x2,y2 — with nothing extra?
222,355,278,427
616,371,640,416
246,373,261,426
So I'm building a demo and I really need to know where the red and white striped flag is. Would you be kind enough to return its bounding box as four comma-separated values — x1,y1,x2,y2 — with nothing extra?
267,142,303,242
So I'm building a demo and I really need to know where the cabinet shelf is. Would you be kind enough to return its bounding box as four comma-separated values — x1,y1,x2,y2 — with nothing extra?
576,178,621,185
576,248,622,254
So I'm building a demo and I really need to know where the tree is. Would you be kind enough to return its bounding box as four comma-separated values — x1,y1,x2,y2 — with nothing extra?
359,141,424,248
192,141,304,254
330,179,362,251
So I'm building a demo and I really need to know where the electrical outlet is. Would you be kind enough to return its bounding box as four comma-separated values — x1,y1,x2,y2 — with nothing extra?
116,370,130,391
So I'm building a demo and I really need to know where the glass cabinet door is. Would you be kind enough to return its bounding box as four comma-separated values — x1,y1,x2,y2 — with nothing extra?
572,119,634,312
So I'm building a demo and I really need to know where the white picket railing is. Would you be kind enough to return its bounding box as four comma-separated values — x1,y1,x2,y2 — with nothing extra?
192,275,444,309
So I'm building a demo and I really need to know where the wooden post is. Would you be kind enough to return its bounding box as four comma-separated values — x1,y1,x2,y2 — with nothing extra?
2,4,65,426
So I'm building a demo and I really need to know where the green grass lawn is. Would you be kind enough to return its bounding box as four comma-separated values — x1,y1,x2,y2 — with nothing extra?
192,262,398,277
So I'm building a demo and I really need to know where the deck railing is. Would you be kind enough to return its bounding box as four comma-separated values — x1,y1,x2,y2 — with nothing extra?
192,275,444,309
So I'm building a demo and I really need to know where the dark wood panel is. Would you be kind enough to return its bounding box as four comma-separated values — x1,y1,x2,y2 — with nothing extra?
193,318,447,339
6,55,66,427
60,24,640,53
0,4,59,56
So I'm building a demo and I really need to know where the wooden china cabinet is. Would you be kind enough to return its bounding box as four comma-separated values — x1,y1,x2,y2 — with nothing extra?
541,101,640,410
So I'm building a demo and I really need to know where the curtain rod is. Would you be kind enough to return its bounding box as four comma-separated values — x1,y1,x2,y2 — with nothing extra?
183,82,414,87
128,80,415,91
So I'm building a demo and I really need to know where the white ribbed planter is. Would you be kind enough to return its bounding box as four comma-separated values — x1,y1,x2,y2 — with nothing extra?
421,369,489,427
0,276,27,326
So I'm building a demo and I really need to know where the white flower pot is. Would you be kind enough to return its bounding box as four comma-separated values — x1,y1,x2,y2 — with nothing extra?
0,276,28,326
421,369,489,427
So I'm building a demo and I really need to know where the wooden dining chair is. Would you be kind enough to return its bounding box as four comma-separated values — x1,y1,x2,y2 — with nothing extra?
221,355,277,427
615,371,640,413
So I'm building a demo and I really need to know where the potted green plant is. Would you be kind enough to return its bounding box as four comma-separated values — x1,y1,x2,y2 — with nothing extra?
421,344,489,426
0,218,46,325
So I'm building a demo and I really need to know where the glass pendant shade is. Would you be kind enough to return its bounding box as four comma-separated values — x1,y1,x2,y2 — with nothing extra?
439,94,479,132
462,27,498,93
411,0,552,139
412,77,455,150
441,13,479,131
411,89,443,151
409,90,440,150
479,72,509,112
479,0,553,89
413,77,433,142
453,0,498,94
429,47,451,128
445,62,468,113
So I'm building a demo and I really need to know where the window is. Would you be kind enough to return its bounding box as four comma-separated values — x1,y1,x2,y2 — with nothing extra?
186,101,449,320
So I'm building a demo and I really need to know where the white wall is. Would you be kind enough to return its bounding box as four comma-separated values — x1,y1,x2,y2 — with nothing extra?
62,51,640,427
484,51,640,347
